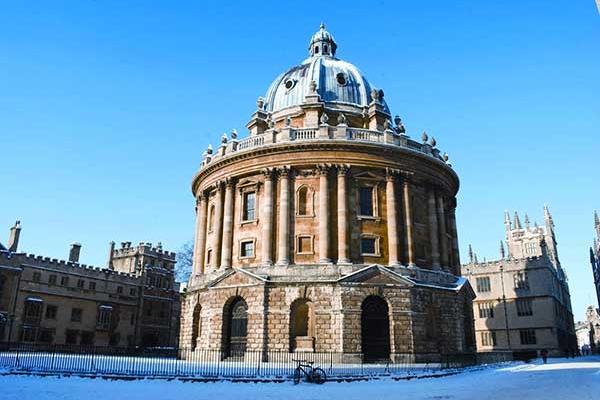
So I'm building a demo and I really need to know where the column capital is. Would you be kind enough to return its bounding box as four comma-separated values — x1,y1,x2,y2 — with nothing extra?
316,164,332,176
277,165,292,178
261,167,276,179
400,170,415,183
224,177,236,188
214,180,225,190
336,164,351,176
385,167,401,181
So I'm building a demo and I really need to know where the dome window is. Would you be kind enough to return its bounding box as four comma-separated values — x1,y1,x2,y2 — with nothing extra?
336,73,347,86
284,78,297,91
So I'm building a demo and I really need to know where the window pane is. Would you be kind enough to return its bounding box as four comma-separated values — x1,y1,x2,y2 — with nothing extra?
359,187,374,216
361,238,376,255
243,192,256,221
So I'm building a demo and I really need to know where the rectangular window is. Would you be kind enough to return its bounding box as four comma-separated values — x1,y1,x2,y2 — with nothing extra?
297,236,313,254
48,274,57,285
242,192,256,221
514,272,529,290
77,279,85,289
71,308,83,323
130,288,137,296
360,237,377,256
88,281,96,291
519,329,537,345
60,276,69,286
516,299,533,316
359,187,374,216
476,277,491,293
65,329,79,345
21,327,37,342
478,302,495,318
97,306,113,330
240,240,255,258
481,331,497,346
117,286,123,294
45,305,58,320
32,272,41,283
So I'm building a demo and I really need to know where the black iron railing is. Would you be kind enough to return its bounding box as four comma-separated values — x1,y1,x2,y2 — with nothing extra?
0,342,512,379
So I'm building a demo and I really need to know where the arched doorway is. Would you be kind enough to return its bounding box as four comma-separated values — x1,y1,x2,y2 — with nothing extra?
361,295,390,362
290,298,314,352
223,297,248,358
191,303,201,350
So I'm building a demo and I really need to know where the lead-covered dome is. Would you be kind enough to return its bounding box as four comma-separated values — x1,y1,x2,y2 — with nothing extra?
262,24,390,115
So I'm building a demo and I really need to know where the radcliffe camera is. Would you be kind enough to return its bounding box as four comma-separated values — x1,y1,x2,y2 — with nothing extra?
0,2,599,400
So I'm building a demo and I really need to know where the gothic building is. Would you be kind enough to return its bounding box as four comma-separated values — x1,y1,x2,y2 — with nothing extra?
0,221,180,347
179,25,475,362
463,207,577,358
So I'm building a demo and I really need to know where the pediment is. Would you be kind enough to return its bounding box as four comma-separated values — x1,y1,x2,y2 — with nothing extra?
353,171,383,181
338,265,414,287
207,268,267,289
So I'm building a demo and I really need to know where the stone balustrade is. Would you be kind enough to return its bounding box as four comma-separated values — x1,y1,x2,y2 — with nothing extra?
201,125,450,170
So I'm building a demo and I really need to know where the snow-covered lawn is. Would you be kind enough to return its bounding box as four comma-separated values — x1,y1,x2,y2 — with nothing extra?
1,356,599,400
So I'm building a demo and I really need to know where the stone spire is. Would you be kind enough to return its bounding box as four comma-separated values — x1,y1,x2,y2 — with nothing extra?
513,211,522,230
504,210,511,229
468,244,474,264
524,214,530,229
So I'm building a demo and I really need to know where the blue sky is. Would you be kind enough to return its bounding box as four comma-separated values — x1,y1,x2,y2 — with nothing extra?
1,1,598,320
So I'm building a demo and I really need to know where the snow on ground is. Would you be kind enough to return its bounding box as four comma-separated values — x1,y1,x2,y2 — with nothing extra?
1,356,599,400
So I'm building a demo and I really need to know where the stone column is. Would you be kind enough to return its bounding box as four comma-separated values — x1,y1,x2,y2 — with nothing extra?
318,165,331,263
449,201,460,275
437,194,449,270
386,171,400,266
337,165,350,264
276,167,290,265
220,179,235,270
402,177,416,267
261,169,274,266
192,192,208,275
428,186,441,270
212,181,224,271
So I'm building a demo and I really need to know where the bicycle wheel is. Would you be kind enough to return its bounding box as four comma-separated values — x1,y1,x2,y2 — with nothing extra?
312,367,326,384
293,366,302,384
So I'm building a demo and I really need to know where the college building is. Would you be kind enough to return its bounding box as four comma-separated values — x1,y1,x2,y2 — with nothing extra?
463,207,577,358
0,221,181,347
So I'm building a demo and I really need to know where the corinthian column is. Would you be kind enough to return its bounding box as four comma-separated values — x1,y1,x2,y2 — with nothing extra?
318,165,331,264
261,169,274,266
449,200,460,275
428,186,441,270
403,177,416,267
337,165,350,264
212,181,224,271
276,167,290,265
386,170,400,266
437,194,449,269
193,192,208,276
220,179,235,270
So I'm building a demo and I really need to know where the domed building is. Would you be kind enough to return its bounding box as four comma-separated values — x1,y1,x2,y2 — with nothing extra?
180,25,475,362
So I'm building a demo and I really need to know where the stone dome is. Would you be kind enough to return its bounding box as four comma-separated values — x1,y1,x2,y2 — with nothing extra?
262,24,391,115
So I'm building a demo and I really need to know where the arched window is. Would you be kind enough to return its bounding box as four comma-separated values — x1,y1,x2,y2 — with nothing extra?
191,303,202,351
222,297,248,358
206,249,212,266
290,298,314,352
208,205,215,231
315,46,319,54
297,186,309,216
323,44,328,54
361,295,390,362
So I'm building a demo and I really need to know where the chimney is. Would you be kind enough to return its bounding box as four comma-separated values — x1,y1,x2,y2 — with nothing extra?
107,241,115,269
7,220,21,252
69,242,82,263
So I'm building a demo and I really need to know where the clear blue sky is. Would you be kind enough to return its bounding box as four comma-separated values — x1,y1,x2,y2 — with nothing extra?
1,1,598,320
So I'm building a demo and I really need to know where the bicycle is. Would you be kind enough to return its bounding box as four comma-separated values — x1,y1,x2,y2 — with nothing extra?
292,359,326,384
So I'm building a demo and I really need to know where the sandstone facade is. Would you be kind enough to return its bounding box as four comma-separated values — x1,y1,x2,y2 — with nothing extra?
180,25,475,361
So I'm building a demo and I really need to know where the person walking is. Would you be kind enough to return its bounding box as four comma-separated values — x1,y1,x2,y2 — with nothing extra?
540,349,548,364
